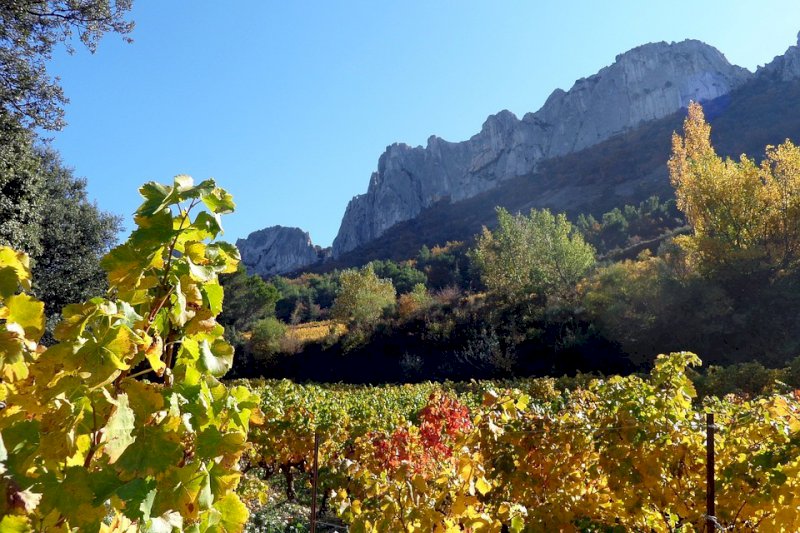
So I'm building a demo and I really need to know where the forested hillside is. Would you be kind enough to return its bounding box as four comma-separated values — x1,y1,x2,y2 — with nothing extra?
316,76,800,270
223,104,800,384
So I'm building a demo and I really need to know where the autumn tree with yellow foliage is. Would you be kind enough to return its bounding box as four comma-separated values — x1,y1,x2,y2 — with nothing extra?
669,101,800,277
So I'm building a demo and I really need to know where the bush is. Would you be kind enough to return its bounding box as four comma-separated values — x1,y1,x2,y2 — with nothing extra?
397,283,434,320
249,317,287,364
332,264,396,327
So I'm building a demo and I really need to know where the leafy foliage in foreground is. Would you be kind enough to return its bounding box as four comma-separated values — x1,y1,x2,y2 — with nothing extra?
0,177,260,531
241,355,800,532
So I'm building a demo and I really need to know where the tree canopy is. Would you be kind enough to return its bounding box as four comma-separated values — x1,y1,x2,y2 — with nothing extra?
332,264,396,326
0,0,134,129
31,148,121,326
472,207,596,302
669,101,800,277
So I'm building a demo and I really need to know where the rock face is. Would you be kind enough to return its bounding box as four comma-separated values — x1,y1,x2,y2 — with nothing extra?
757,31,800,81
236,226,327,277
332,39,752,257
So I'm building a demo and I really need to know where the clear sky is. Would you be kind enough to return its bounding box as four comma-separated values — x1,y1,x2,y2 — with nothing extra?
46,1,800,247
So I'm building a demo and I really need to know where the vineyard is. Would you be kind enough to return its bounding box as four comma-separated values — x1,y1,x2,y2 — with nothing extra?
239,356,800,532
2,173,800,532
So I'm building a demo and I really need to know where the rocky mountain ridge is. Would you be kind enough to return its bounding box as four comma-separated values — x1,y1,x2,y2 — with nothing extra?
236,226,328,277
239,32,800,277
330,38,751,258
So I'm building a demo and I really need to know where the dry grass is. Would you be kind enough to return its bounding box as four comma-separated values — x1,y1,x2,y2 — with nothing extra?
286,320,347,344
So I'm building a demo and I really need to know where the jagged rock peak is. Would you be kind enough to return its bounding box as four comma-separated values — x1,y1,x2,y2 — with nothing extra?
330,38,752,258
756,32,800,81
236,225,327,277
531,39,751,156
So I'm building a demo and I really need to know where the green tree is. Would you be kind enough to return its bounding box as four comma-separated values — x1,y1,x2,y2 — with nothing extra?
248,316,287,364
32,148,121,328
0,113,44,255
218,265,280,330
472,207,596,302
370,259,427,294
0,0,134,129
332,264,396,326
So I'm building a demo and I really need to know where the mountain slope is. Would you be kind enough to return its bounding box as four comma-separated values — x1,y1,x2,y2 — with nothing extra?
330,39,751,258
241,32,800,277
312,73,800,271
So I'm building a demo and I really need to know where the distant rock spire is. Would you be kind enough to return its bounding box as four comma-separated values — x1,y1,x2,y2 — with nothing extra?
236,226,328,276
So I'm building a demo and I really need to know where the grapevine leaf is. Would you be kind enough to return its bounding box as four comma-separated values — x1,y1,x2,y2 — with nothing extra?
203,282,224,316
102,243,163,290
201,187,236,215
510,515,525,533
0,247,32,296
475,476,491,496
188,260,216,283
115,478,157,522
130,210,175,250
170,281,190,327
143,511,183,533
71,325,137,388
197,339,233,377
208,461,240,499
137,182,174,216
207,493,249,532
196,426,246,461
0,515,31,533
102,391,137,464
159,463,212,520
0,266,20,299
5,293,45,341
192,211,222,239
115,425,183,476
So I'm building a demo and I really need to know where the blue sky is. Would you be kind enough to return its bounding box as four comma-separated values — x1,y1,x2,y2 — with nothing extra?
46,1,800,247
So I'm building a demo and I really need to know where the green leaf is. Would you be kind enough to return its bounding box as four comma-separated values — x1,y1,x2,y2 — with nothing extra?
203,282,224,316
201,187,236,215
70,325,138,388
5,293,44,341
196,427,246,461
115,478,157,522
0,515,31,533
102,391,136,463
192,211,223,239
137,182,174,216
41,467,107,527
510,515,525,533
130,210,176,250
187,260,216,283
198,339,233,377
101,242,162,291
170,280,190,327
208,493,249,532
115,425,183,477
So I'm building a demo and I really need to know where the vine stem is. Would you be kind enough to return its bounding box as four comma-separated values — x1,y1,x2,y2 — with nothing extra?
83,396,101,469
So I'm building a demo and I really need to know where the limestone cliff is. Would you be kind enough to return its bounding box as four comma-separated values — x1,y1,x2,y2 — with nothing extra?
331,39,751,257
757,31,800,81
236,226,327,277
